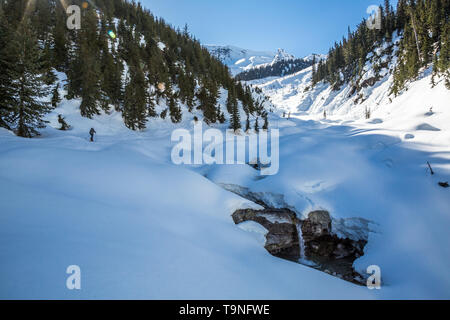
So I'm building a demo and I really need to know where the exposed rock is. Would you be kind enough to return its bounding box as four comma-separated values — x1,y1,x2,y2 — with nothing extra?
439,182,449,188
301,210,332,242
232,207,369,285
300,210,367,284
301,211,366,259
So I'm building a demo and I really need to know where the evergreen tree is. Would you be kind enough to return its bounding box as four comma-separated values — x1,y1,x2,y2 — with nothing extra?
226,87,235,114
0,5,13,129
53,4,68,71
438,17,450,88
217,109,226,124
168,95,182,123
3,21,54,137
197,81,219,124
100,37,124,111
311,0,449,96
160,108,168,119
0,0,262,133
78,9,102,118
123,67,148,130
262,113,269,130
245,114,250,133
51,83,61,108
229,91,241,132
254,117,259,133
236,58,312,81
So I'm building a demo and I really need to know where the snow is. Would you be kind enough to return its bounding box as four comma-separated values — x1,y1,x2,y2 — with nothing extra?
271,48,295,64
202,98,450,298
205,45,324,77
157,41,166,51
205,45,298,76
237,221,268,246
1,43,450,299
235,37,450,299
303,53,327,63
0,100,378,300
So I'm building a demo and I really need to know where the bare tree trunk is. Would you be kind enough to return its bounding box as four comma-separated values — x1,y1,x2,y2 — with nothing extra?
408,2,422,63
427,161,435,175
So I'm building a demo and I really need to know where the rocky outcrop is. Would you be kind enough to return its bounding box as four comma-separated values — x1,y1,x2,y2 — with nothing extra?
232,208,368,285
232,208,300,262
301,211,366,260
301,211,367,283
301,210,332,241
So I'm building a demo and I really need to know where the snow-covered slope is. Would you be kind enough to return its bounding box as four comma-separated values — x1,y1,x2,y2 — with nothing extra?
1,39,449,300
1,69,450,298
0,99,375,300
302,53,327,63
249,37,449,142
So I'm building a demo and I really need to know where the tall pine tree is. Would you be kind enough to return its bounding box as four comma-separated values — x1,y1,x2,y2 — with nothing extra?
229,89,241,132
4,21,54,137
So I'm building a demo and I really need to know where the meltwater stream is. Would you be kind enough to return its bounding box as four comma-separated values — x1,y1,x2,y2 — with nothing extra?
297,222,305,259
296,222,316,267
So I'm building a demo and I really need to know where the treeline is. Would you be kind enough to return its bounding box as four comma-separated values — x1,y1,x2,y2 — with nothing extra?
312,0,449,94
236,58,313,81
0,0,266,137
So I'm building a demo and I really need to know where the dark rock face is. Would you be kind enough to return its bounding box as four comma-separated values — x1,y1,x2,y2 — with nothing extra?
301,210,332,242
301,211,367,284
232,208,368,285
301,211,366,260
232,208,300,262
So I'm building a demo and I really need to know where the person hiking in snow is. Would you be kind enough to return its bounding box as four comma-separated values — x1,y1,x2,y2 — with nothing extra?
57,115,70,131
89,128,96,142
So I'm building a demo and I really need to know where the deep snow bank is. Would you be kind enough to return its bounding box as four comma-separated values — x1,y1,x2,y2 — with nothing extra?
1,80,450,298
0,103,375,299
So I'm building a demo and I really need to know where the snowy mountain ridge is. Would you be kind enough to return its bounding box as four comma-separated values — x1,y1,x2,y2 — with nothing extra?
205,45,301,76
271,48,295,64
204,45,275,75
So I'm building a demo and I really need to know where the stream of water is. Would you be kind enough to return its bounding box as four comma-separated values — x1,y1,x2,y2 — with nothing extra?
297,222,317,267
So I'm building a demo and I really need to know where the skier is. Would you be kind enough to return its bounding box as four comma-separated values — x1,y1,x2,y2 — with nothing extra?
89,128,96,142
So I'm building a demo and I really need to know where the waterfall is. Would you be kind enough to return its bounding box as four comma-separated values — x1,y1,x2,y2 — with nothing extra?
296,222,306,260
297,221,318,267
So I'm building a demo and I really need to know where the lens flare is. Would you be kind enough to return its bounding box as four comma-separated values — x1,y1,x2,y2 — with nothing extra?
22,0,36,22
108,30,116,39
58,0,69,10
158,83,166,92
83,0,98,10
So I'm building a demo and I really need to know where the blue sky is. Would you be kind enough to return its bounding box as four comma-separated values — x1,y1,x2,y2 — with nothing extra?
141,0,397,57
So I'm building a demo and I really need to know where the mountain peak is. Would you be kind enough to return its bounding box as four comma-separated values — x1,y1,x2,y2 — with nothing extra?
271,49,295,64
